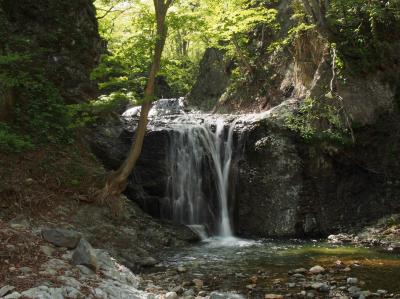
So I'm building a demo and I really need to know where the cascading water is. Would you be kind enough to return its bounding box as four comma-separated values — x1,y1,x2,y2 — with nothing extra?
166,118,236,238
123,98,238,239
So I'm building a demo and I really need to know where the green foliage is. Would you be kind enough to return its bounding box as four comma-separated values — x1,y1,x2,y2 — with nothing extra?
268,22,315,53
327,0,399,71
14,77,73,144
68,91,136,129
93,0,281,98
0,122,33,152
0,52,73,149
160,58,198,95
325,0,400,73
285,97,351,145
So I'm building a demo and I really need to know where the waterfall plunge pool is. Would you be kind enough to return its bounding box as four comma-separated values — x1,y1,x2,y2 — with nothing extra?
123,100,400,297
140,238,400,298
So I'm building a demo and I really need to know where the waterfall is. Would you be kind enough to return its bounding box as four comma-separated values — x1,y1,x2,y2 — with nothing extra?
166,119,236,238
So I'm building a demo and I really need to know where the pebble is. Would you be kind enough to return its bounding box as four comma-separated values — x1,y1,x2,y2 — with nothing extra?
306,292,315,298
249,275,258,284
40,245,55,257
20,266,32,273
294,268,308,274
210,292,245,299
311,282,324,290
309,265,325,274
140,257,158,267
343,267,352,272
166,291,178,299
346,277,358,285
265,294,284,299
348,286,361,296
287,283,296,288
193,278,204,289
320,284,330,293
171,285,184,294
377,289,388,295
178,266,187,273
184,289,196,297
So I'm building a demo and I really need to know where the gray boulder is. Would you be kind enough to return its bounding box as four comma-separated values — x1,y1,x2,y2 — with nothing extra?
72,239,98,271
0,285,15,297
42,228,81,249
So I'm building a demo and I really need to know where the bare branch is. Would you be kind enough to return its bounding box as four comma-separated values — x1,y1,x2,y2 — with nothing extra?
96,5,126,20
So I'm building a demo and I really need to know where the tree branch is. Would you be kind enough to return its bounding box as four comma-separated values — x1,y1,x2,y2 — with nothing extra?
96,5,118,20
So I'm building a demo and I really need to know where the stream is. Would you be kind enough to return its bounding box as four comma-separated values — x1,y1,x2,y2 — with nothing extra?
142,237,400,298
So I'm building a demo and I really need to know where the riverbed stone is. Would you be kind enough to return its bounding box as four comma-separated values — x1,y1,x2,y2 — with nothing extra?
294,268,308,274
166,291,179,299
40,245,55,257
348,286,361,297
178,266,187,273
140,256,158,267
347,277,358,285
311,282,324,290
210,292,245,299
193,279,204,289
309,265,325,274
377,289,387,295
42,228,81,249
265,295,284,299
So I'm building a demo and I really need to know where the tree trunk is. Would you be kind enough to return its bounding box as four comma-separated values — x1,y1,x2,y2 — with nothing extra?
301,0,333,38
99,0,173,203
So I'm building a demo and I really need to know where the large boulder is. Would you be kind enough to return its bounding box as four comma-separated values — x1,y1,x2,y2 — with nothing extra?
187,48,232,111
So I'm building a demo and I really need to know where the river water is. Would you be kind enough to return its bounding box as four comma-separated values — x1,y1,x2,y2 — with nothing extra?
143,237,400,298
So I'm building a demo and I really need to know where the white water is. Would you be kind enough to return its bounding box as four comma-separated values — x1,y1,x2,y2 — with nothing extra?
167,118,236,238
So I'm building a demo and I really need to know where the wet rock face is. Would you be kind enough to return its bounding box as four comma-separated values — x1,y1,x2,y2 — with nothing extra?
234,120,303,237
1,0,103,103
233,105,400,237
89,116,171,218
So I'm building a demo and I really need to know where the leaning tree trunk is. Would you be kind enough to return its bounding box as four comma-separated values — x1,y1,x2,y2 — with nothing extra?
98,0,174,203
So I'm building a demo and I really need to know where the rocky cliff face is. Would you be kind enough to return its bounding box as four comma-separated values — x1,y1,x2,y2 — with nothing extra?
90,96,400,238
0,0,103,104
234,102,400,237
90,1,400,238
183,1,400,237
